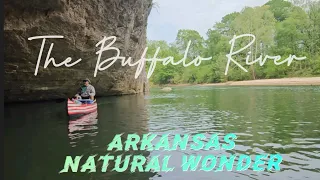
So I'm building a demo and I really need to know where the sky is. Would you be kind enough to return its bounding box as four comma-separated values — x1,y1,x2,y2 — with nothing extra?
147,0,270,42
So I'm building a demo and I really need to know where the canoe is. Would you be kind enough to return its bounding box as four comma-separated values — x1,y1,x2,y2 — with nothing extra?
67,98,97,115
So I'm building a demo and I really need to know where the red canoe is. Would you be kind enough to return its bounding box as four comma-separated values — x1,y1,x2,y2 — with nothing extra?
67,98,97,115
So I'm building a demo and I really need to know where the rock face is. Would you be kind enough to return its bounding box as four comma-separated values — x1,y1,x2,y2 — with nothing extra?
4,0,152,103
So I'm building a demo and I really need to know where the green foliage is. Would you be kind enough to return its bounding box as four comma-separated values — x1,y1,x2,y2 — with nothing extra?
266,0,293,21
174,29,206,59
146,0,320,85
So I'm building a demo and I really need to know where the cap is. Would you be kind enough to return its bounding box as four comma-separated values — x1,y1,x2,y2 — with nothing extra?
83,78,91,83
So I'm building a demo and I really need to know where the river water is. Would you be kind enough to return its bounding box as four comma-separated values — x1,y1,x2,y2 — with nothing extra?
4,86,320,180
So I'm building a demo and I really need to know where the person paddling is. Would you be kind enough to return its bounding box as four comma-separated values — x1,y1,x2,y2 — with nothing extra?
74,78,96,100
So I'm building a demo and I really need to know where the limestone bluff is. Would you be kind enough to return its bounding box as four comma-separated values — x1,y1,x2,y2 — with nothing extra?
4,0,152,103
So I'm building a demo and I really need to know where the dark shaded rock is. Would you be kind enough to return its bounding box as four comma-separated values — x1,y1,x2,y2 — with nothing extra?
4,0,152,103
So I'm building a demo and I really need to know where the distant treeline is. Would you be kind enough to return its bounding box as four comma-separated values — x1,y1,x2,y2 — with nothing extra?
145,0,320,85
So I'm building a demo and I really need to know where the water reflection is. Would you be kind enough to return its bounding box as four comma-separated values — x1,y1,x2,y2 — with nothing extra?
68,111,98,147
4,86,320,180
62,94,157,180
4,94,157,180
90,94,157,180
146,86,320,180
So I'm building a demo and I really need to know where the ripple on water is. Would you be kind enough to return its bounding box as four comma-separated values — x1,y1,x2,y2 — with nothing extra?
146,86,320,180
4,86,320,180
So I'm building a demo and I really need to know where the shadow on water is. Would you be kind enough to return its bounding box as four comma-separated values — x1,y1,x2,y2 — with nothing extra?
4,94,157,180
4,86,320,180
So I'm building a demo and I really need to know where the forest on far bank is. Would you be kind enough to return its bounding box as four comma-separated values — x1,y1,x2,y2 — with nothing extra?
145,0,320,85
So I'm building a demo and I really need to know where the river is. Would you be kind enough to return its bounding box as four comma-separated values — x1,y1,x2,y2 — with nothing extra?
4,86,320,180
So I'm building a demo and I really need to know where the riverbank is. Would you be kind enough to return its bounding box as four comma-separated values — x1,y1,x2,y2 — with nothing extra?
155,77,320,87
203,77,320,86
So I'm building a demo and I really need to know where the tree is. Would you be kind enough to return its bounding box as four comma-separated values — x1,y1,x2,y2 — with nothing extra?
145,0,320,85
265,0,293,21
174,29,206,59
145,40,183,85
231,6,276,79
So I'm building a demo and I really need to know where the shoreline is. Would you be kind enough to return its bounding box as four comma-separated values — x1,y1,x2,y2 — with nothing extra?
155,77,320,87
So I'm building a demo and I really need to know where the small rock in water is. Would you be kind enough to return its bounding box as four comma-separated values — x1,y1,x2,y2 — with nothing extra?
161,87,172,92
